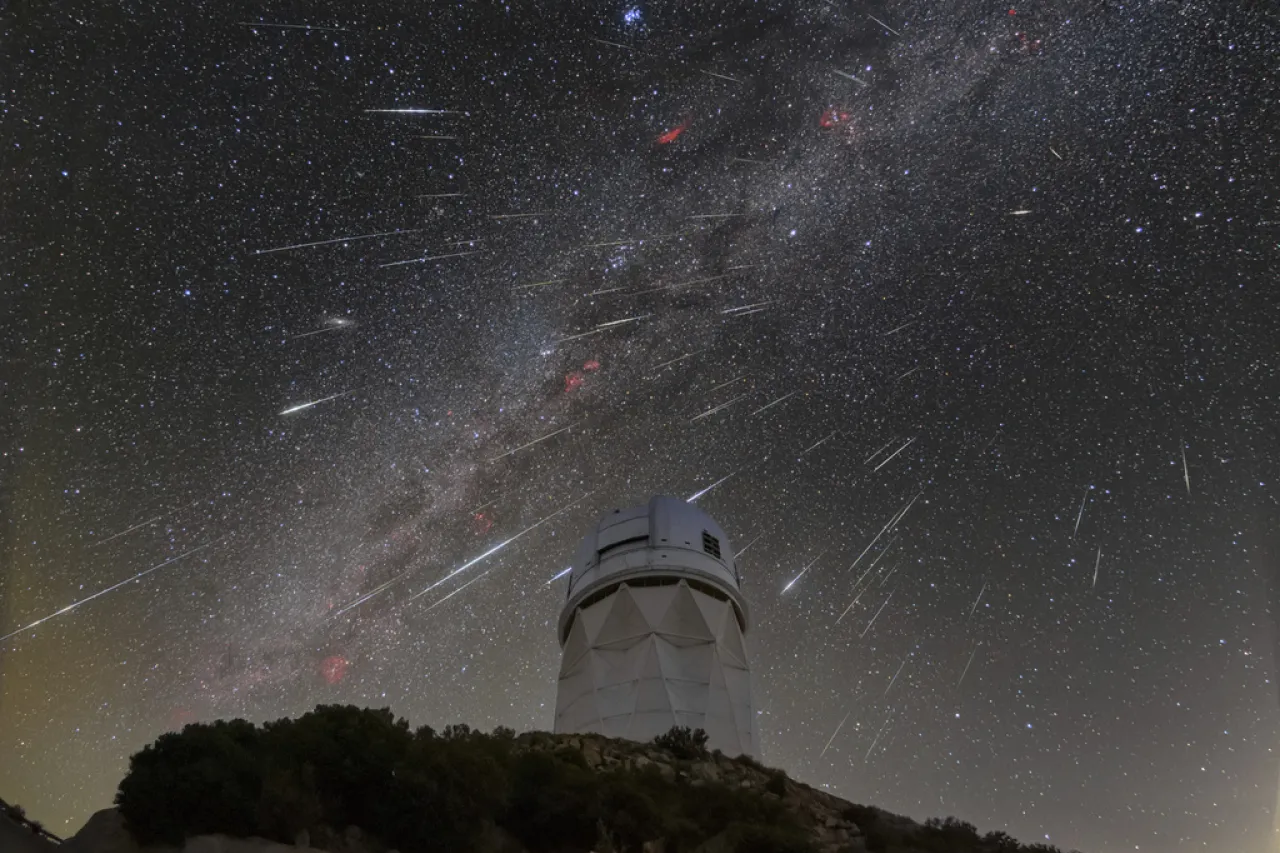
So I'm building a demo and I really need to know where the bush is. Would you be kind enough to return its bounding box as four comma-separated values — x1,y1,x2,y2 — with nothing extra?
116,718,262,844
724,821,816,853
503,750,600,852
652,726,709,760
114,706,1046,853
842,804,1062,853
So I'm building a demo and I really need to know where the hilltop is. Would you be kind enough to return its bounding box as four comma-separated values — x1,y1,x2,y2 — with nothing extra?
3,705,1075,853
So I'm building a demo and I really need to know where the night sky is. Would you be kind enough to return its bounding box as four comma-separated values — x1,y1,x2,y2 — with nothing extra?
4,1,1278,851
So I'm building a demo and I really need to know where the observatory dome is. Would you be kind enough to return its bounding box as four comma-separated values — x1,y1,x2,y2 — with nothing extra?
553,495,757,756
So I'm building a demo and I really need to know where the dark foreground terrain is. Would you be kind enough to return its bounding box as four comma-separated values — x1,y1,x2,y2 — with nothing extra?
5,706,1077,853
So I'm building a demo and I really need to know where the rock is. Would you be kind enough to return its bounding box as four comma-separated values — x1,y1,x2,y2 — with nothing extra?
64,809,141,853
690,761,722,782
580,739,604,767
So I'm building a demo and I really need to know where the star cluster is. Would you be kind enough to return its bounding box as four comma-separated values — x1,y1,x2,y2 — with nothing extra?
3,2,1278,852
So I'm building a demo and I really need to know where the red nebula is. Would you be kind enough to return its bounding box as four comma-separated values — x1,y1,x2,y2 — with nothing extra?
565,371,585,392
656,119,690,145
321,655,349,685
583,359,600,372
1014,32,1044,54
819,108,852,128
169,707,197,730
473,511,494,535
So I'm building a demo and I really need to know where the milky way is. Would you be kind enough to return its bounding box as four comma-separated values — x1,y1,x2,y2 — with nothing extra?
3,2,1278,852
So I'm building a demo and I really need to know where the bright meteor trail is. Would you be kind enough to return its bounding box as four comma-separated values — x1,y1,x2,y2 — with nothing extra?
280,391,354,415
1,542,217,644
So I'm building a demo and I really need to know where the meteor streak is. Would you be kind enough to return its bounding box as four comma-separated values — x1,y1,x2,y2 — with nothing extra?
90,515,163,547
364,108,457,114
864,438,897,464
406,493,592,601
379,250,480,268
820,711,852,758
2,542,216,643
545,566,573,585
252,228,424,255
835,585,869,624
865,716,892,759
1181,441,1191,494
968,581,987,619
289,318,353,339
845,492,921,580
752,390,799,415
490,423,577,461
721,300,772,314
834,69,868,87
783,550,828,592
709,375,747,393
867,15,903,35
591,38,636,51
803,431,838,455
239,21,347,31
1092,547,1102,589
690,393,750,422
629,273,737,296
334,571,413,616
698,69,744,84
872,435,917,472
581,231,690,248
958,643,980,687
1073,487,1089,538
860,589,895,638
557,315,650,343
423,569,492,612
687,470,737,503
280,390,353,415
867,536,898,572
885,655,908,695
734,532,765,558
653,350,706,370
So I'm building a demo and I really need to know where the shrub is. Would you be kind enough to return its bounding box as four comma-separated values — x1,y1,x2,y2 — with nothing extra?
116,718,262,844
502,750,600,852
113,706,1047,853
652,726,709,760
724,821,816,853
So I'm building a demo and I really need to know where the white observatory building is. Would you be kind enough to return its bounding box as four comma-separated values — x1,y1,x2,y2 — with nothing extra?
553,495,758,757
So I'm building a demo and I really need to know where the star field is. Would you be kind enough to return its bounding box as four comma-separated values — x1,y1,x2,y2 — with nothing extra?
3,2,1278,852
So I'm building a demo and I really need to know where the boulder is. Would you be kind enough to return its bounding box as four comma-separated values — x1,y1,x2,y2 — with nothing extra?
63,809,140,853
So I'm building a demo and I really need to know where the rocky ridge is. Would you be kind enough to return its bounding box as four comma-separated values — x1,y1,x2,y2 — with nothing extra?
5,730,1068,853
